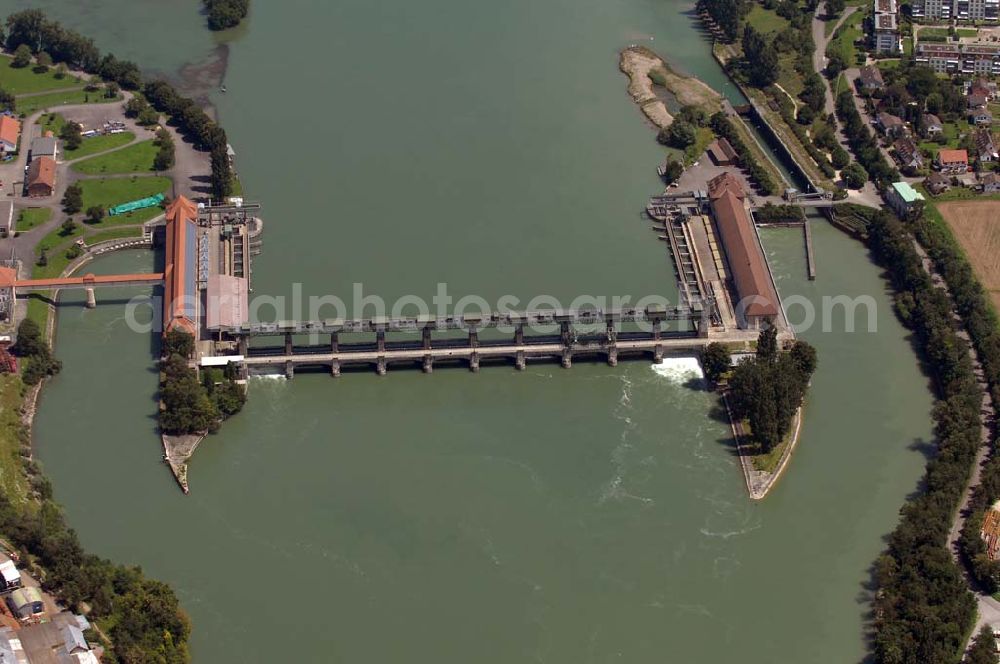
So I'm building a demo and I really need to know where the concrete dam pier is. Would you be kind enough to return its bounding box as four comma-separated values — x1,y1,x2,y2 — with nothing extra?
221,307,725,377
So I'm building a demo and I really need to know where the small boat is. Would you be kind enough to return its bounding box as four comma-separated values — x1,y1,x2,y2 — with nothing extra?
220,84,227,93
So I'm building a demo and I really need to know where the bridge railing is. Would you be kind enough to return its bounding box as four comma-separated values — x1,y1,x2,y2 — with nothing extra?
216,306,707,336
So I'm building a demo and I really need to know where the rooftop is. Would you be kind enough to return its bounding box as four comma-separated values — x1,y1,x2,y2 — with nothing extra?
891,181,925,203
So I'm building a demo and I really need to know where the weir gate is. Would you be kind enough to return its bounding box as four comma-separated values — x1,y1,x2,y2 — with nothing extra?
216,306,719,377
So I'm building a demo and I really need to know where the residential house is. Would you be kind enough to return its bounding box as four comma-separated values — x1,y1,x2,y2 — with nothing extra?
873,0,901,54
970,78,995,100
975,128,999,163
969,108,994,126
28,136,57,162
980,171,1000,193
877,112,908,138
886,181,926,218
969,92,990,110
859,65,885,92
922,113,944,137
0,116,20,155
17,613,101,664
937,148,970,173
25,157,55,198
925,172,952,195
893,136,924,171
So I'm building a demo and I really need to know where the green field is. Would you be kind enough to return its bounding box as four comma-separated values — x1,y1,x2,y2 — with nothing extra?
84,227,144,245
78,176,171,226
15,207,51,232
957,28,979,38
745,5,789,34
16,90,121,117
33,222,86,279
37,112,65,135
0,55,81,95
828,11,864,66
72,140,156,175
63,133,135,161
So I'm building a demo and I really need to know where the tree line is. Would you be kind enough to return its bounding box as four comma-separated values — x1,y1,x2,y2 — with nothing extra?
3,10,235,201
709,112,780,195
728,328,817,452
866,209,980,663
160,330,245,436
835,89,899,189
901,206,1000,597
204,0,250,31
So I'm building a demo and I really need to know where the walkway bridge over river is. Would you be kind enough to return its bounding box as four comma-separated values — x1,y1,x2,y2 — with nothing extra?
219,306,725,377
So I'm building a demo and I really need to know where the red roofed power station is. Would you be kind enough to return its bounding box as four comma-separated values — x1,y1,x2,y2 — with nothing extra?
163,196,200,335
707,173,779,328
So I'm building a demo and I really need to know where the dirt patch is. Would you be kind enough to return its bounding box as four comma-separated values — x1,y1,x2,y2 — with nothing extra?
619,46,723,129
939,200,1000,310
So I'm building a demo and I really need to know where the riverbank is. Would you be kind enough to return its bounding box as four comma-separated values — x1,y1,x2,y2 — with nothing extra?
725,392,804,500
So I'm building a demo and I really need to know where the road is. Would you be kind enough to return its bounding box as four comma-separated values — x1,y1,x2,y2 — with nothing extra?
0,91,211,274
812,3,859,116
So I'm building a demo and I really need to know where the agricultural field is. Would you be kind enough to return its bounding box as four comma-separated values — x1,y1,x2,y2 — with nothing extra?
938,200,1000,310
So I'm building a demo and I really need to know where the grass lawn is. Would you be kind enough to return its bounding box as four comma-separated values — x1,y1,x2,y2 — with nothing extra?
79,176,171,226
903,37,913,56
84,227,144,245
15,207,51,232
684,126,716,165
0,55,80,95
33,223,85,279
776,53,804,99
920,27,951,39
37,112,65,135
72,140,156,175
63,132,135,161
745,5,789,34
16,90,121,117
878,59,902,70
25,296,50,336
957,28,979,38
828,11,864,65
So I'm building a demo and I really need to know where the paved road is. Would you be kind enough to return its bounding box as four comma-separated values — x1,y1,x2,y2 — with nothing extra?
812,3,859,116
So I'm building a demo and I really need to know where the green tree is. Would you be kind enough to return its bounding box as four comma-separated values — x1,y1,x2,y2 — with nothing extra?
32,50,51,73
84,206,104,224
842,162,868,189
59,217,77,235
700,342,731,384
661,159,684,185
162,329,195,358
11,44,31,68
59,120,82,150
742,25,780,88
35,249,47,267
662,120,696,148
966,625,998,664
62,183,83,214
757,326,778,362
54,62,67,79
12,318,44,357
678,104,709,127
831,145,850,170
0,88,14,113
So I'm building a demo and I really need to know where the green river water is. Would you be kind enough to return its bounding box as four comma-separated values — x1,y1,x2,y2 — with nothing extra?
18,0,935,661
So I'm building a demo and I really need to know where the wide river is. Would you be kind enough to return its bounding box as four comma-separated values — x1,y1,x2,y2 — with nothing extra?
20,0,933,661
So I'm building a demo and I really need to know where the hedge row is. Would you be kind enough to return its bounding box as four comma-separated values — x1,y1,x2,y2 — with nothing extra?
709,112,781,195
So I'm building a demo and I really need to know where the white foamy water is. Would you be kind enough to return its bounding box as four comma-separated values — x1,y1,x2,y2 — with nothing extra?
650,357,704,384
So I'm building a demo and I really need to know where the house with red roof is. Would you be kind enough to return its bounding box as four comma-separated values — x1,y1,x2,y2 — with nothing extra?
0,116,20,155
